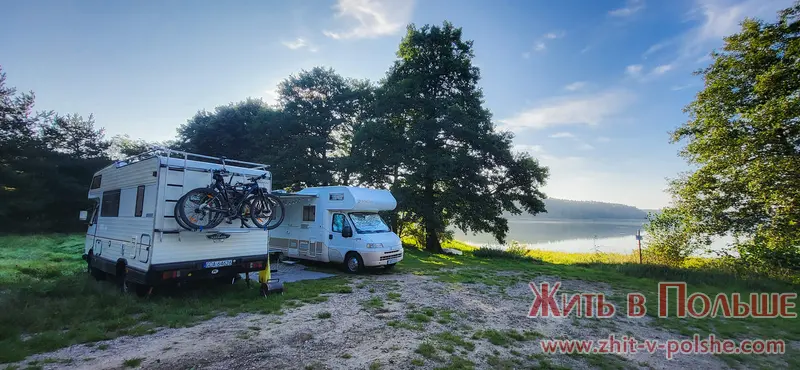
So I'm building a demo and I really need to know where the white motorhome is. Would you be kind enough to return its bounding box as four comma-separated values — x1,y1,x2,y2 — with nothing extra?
270,186,403,273
82,148,272,295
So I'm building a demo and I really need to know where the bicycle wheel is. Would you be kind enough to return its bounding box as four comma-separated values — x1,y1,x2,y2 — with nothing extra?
174,193,192,231
178,188,225,230
250,193,285,230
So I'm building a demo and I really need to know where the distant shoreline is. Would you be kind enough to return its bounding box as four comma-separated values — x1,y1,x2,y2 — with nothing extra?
505,218,646,224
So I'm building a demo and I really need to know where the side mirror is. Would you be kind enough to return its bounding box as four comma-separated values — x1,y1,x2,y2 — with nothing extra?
79,211,88,221
342,225,353,238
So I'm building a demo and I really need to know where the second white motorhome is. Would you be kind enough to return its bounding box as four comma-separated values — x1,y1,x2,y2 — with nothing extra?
270,186,403,273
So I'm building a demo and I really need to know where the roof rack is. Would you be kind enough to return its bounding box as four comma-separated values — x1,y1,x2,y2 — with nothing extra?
106,146,270,172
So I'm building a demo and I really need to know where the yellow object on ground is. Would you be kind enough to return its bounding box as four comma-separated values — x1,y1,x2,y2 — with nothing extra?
258,257,271,283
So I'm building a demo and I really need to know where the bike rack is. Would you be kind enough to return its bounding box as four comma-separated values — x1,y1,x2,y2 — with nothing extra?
122,147,272,241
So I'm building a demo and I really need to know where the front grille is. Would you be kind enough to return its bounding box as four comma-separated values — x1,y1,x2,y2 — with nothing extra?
380,253,402,261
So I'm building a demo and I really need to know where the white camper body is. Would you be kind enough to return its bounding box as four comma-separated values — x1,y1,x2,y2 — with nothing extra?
270,186,403,272
83,149,271,290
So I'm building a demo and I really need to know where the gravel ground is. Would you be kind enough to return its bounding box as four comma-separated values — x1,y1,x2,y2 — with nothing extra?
11,273,753,369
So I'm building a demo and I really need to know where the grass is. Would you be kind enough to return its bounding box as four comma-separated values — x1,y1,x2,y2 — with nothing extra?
0,234,355,364
361,296,384,310
397,242,800,343
415,342,440,361
316,311,332,319
122,358,143,368
3,234,800,368
472,329,540,347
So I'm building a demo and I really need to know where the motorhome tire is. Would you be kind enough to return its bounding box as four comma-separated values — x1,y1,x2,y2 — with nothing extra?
344,252,363,274
86,253,106,280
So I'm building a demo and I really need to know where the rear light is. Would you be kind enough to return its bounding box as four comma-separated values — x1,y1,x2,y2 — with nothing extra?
162,271,181,280
249,262,263,269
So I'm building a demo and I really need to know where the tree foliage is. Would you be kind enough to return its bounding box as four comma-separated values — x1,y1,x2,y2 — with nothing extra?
668,3,800,270
353,22,548,251
0,67,110,232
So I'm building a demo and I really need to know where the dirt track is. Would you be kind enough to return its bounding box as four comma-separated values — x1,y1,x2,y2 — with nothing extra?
15,273,742,369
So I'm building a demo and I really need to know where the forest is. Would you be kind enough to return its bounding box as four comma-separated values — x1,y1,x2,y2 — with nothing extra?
0,22,549,252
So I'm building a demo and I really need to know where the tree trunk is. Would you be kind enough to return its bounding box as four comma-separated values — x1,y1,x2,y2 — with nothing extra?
423,178,442,253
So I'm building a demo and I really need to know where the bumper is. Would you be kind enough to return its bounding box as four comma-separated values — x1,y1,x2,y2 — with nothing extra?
361,248,404,267
125,255,269,285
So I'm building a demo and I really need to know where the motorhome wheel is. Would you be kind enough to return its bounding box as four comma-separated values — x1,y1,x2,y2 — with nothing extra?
344,252,363,274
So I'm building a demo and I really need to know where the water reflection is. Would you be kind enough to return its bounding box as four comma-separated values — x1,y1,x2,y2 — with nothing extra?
453,219,644,245
452,219,732,255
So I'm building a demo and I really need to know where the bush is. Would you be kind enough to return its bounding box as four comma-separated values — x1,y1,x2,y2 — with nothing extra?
642,209,701,266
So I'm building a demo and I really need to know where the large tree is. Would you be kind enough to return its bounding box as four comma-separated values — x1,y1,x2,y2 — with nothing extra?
670,3,800,268
176,98,304,189
277,67,373,186
356,22,549,252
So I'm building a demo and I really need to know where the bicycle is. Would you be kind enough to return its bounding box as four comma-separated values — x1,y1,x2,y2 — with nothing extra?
176,168,285,231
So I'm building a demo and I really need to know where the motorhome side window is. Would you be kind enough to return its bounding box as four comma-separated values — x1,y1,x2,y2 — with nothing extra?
302,206,315,222
100,190,120,217
332,213,345,232
134,185,145,217
90,175,102,189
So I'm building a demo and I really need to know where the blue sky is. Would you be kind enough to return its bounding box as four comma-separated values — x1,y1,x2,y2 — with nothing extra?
1,0,794,209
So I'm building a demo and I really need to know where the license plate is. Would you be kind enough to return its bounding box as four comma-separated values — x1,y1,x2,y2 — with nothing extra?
204,259,233,268
387,257,401,265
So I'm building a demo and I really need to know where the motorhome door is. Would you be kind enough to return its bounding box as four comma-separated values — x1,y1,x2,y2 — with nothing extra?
329,212,353,256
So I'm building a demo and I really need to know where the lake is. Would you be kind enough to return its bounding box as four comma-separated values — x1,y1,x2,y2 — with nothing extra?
451,219,733,255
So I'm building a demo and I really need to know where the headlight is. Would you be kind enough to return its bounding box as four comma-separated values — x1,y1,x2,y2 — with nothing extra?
366,243,384,249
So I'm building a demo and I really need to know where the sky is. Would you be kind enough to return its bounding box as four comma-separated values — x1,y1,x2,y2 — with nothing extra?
1,0,795,209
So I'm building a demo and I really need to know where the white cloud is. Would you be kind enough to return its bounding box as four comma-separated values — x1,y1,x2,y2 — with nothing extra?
671,83,694,91
609,0,645,17
281,38,317,52
652,64,674,75
677,0,793,62
543,31,565,39
550,132,575,139
578,143,595,151
564,81,587,91
625,64,643,77
323,0,414,40
498,89,635,132
525,31,564,55
642,40,672,58
596,136,612,143
626,63,675,81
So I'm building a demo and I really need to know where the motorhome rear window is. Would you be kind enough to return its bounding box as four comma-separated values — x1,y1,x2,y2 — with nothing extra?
135,185,145,217
302,206,315,222
90,175,102,189
100,190,120,217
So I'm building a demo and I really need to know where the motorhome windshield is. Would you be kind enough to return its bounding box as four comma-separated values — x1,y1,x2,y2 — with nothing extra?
348,212,391,233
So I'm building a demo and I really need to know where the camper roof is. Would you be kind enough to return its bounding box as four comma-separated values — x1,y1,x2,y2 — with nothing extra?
96,147,270,177
298,186,396,212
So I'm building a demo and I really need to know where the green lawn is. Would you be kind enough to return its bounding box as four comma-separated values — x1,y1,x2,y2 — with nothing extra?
398,240,800,356
0,234,352,363
1,234,798,367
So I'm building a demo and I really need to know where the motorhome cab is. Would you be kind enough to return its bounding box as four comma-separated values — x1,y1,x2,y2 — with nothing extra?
82,148,272,295
270,186,403,273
